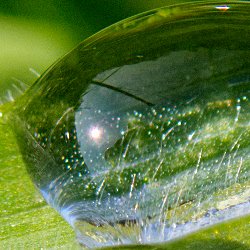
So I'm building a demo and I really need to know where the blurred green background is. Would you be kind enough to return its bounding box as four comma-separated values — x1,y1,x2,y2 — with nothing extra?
0,0,179,101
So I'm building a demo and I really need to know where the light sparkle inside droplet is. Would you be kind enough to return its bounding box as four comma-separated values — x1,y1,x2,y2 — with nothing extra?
89,126,103,141
216,5,230,11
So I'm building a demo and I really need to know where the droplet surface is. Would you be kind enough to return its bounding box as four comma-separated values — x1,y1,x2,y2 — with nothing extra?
11,2,250,248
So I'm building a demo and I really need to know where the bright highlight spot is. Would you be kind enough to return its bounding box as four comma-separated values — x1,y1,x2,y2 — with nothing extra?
89,127,103,140
216,5,230,11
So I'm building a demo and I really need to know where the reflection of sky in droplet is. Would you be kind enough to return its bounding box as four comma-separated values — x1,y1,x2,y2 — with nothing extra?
75,83,147,173
75,49,248,175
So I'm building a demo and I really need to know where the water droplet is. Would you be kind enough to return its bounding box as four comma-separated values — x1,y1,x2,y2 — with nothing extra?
10,2,250,249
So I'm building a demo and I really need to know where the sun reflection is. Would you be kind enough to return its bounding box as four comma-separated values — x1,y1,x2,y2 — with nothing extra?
215,5,230,11
89,126,103,141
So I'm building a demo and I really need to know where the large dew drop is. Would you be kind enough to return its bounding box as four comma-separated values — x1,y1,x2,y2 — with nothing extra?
11,2,250,248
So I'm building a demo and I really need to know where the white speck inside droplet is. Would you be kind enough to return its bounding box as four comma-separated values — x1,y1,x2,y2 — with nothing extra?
215,5,230,11
188,131,196,141
65,131,70,140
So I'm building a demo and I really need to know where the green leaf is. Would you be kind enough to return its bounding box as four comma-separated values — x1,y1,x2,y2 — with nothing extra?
0,106,78,249
1,1,250,249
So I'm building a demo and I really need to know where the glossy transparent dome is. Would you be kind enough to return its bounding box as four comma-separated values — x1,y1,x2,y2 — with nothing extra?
12,2,250,249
